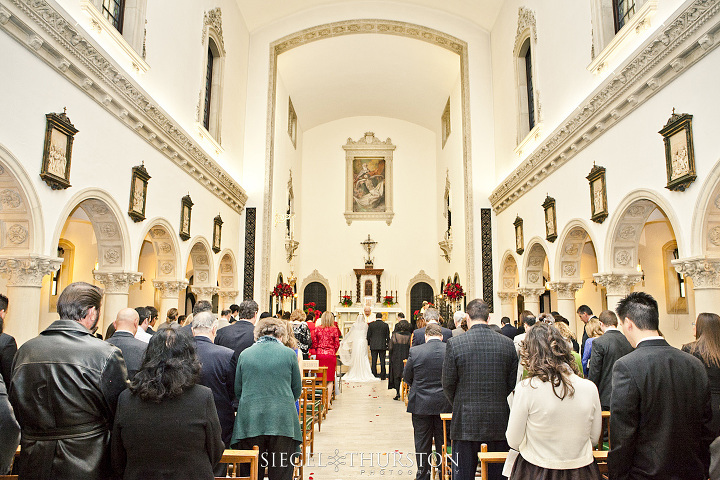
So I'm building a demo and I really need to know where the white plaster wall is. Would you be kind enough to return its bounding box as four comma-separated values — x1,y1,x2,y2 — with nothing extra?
491,0,686,183
298,116,438,315
53,0,250,180
0,32,242,336
492,45,720,348
241,1,497,300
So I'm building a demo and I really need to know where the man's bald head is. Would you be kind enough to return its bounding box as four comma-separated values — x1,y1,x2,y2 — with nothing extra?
114,307,139,335
364,306,371,316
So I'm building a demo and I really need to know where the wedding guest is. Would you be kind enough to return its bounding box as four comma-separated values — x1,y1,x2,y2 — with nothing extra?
157,307,179,331
683,312,720,436
506,322,602,479
443,299,517,480
500,316,518,339
388,317,413,400
452,311,466,337
134,306,153,343
0,294,17,384
587,310,633,410
10,282,127,480
215,300,259,363
229,304,240,323
179,300,212,337
410,316,426,345
552,313,580,352
577,305,596,356
0,375,19,475
290,309,312,360
232,317,302,480
554,321,583,375
218,309,232,330
412,308,452,346
312,312,340,384
581,317,604,376
112,328,224,479
106,308,148,380
145,306,159,334
305,313,317,357
177,314,187,326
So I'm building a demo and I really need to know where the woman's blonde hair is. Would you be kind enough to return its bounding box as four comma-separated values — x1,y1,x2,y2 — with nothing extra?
320,311,334,328
290,309,306,323
554,321,576,341
254,317,288,344
586,317,603,338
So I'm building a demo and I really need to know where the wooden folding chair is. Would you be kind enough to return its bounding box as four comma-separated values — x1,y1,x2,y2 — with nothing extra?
216,446,259,480
596,411,611,451
477,444,609,479
440,413,452,480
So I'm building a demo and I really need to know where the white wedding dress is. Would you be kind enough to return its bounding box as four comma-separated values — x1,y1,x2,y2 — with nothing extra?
339,317,380,382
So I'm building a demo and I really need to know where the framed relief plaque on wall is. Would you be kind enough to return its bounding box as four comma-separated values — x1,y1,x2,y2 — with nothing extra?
542,195,557,242
179,195,193,241
40,109,78,190
128,163,151,222
343,132,396,225
659,110,696,192
514,216,524,255
212,214,223,253
587,164,608,224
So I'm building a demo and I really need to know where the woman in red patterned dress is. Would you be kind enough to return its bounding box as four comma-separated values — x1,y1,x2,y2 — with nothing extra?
312,312,340,383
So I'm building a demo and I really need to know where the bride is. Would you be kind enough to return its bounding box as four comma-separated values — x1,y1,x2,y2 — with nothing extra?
339,316,380,382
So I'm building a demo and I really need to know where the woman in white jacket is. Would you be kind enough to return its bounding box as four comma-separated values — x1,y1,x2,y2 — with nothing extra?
506,322,603,479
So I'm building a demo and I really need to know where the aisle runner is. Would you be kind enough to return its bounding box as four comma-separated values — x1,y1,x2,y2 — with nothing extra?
309,382,416,479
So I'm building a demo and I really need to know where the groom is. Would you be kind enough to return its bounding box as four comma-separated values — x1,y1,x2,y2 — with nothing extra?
367,312,390,379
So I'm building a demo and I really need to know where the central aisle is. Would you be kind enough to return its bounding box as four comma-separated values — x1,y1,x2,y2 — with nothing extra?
308,381,417,479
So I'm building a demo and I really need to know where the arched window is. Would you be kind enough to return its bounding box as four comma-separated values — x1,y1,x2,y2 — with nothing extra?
102,0,125,32
513,8,540,147
198,9,226,143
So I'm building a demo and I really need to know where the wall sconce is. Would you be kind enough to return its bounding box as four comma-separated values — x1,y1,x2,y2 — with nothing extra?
637,260,646,286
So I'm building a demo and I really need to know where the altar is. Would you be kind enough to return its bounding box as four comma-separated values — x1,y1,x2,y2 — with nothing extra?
334,306,405,336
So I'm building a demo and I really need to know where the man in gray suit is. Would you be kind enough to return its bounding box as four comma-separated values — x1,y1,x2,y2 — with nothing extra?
587,310,633,410
106,308,148,380
452,310,465,336
443,299,517,480
404,323,452,480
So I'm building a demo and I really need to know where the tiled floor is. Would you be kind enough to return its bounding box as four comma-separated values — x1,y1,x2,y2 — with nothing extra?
306,380,418,479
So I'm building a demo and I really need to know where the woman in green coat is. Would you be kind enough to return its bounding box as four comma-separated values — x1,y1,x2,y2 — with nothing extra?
231,317,302,480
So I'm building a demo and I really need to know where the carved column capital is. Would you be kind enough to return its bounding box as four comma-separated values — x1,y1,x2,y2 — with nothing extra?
673,256,720,289
548,281,585,300
153,279,189,298
93,270,142,294
517,287,546,303
193,286,219,301
497,291,517,304
593,272,642,297
0,255,63,287
219,289,239,299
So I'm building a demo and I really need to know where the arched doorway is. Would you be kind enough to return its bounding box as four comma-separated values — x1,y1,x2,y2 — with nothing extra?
519,241,550,317
185,238,216,314
410,282,434,328
499,252,519,324
304,282,327,314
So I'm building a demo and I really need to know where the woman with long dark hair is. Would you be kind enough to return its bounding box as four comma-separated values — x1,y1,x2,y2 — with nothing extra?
111,328,224,479
388,318,413,400
506,323,602,479
683,312,720,436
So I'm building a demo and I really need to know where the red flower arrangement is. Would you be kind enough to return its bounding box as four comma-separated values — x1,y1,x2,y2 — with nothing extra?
340,295,353,307
382,295,395,307
271,283,293,298
303,301,316,315
443,282,465,301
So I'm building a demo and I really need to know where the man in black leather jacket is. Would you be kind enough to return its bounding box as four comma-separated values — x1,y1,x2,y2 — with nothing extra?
9,282,128,480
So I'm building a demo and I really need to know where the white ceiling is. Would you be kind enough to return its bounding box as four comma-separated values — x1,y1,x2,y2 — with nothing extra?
277,34,461,132
236,0,504,33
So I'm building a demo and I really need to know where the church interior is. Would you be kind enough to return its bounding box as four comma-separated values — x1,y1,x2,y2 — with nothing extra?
2,0,720,478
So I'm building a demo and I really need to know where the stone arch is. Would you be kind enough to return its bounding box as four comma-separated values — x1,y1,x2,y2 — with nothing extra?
51,188,131,271
137,218,181,281
0,143,44,254
406,270,437,312
555,220,597,281
603,189,684,273
186,236,215,287
261,19,476,303
522,238,550,288
217,249,238,290
500,251,519,292
691,157,720,256
300,269,331,311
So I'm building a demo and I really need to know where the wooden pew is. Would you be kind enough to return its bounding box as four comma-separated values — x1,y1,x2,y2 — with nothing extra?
477,445,609,478
596,411,611,450
440,412,452,480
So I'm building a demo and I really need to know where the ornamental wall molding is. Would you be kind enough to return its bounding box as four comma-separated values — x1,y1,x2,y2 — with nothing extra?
201,8,225,55
0,255,63,287
262,19,475,304
548,281,585,300
497,290,518,303
1,0,246,212
219,289,239,299
153,279,189,298
93,270,142,294
593,272,642,296
517,286,545,302
490,0,720,213
672,256,720,288
193,286,219,299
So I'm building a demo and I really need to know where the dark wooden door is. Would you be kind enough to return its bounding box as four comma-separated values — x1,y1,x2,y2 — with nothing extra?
303,282,327,313
410,282,434,319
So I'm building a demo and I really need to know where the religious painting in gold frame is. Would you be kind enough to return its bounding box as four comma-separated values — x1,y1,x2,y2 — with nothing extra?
128,164,151,222
587,164,608,224
212,214,223,253
542,195,557,242
179,195,193,241
40,110,78,190
659,110,696,192
514,216,524,255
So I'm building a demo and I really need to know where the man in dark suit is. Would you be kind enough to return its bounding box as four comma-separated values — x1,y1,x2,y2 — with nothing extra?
404,323,452,480
178,300,213,337
106,308,147,380
499,316,518,339
134,306,153,343
145,305,159,335
609,292,713,480
214,300,258,363
577,304,595,356
412,308,452,346
229,304,240,324
587,310,633,410
443,299,517,480
192,311,235,476
367,312,390,379
0,294,17,385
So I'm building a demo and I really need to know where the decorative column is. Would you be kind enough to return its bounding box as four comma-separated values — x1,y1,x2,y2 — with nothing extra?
93,270,142,335
192,286,218,304
219,290,239,311
0,255,63,346
153,280,189,318
593,272,642,314
548,281,585,335
497,291,518,324
517,287,545,317
673,257,720,316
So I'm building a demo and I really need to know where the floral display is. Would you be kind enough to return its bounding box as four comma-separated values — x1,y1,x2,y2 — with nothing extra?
304,301,316,315
382,295,395,307
340,295,353,307
443,282,465,301
271,282,294,298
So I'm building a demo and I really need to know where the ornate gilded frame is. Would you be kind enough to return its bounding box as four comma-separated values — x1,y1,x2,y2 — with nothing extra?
542,195,557,242
659,111,696,192
128,163,151,222
514,216,525,255
40,110,78,190
212,214,223,253
587,164,608,224
179,195,193,241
